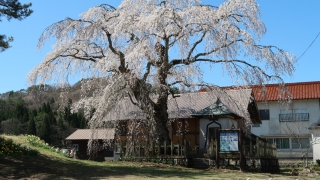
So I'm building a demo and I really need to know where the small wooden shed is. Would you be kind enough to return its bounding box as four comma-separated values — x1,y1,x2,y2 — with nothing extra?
66,128,115,161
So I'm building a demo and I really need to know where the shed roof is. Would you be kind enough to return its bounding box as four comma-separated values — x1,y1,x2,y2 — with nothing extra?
65,129,115,140
252,81,320,101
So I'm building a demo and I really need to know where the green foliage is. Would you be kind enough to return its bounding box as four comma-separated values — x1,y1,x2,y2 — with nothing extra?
14,101,29,123
0,34,13,52
26,118,37,135
39,115,51,144
0,0,33,52
0,99,12,120
0,88,91,147
25,135,69,157
0,136,39,157
316,159,320,166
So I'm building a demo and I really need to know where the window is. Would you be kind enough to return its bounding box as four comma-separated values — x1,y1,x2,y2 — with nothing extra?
266,138,289,149
275,138,290,149
292,138,310,149
72,144,79,151
279,109,309,121
259,109,270,120
252,124,260,127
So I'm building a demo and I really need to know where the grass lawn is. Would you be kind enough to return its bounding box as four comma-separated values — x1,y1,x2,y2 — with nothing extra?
0,135,319,180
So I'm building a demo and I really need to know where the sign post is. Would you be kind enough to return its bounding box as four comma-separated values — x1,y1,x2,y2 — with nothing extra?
219,131,239,152
217,129,241,169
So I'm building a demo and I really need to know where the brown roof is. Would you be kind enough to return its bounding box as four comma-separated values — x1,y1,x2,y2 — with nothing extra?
103,89,254,123
66,129,115,140
253,81,320,101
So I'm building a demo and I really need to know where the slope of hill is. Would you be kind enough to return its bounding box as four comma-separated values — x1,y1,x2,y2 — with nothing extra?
0,135,312,180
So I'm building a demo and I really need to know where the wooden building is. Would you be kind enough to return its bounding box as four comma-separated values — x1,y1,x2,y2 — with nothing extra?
66,89,279,171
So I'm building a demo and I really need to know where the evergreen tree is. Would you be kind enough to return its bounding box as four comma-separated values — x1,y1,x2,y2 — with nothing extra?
79,113,86,129
39,115,51,143
57,118,65,130
26,118,36,135
63,105,72,125
30,109,37,119
70,113,79,128
21,113,29,123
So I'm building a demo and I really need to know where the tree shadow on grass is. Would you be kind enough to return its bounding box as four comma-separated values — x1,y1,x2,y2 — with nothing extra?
0,155,218,180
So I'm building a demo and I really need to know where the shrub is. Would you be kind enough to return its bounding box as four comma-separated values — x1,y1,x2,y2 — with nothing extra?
316,159,320,166
26,135,66,156
0,136,39,157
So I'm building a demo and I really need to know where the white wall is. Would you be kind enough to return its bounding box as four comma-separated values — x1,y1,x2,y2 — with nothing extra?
199,118,238,149
251,99,320,160
252,99,320,136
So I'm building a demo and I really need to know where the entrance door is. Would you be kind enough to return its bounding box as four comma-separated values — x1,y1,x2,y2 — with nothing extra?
207,127,219,148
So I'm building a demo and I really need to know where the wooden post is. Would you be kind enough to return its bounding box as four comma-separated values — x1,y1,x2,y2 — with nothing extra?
138,144,141,157
126,141,128,156
210,138,214,157
133,143,135,157
177,144,180,156
250,139,252,158
213,139,216,158
152,141,155,156
273,142,277,158
239,129,244,171
120,141,123,157
171,140,173,157
216,129,220,169
164,141,167,156
256,137,260,158
243,138,246,158
264,141,266,157
184,139,187,158
157,140,160,156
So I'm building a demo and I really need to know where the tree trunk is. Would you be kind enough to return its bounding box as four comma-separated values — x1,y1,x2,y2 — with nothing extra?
129,77,171,143
153,95,171,142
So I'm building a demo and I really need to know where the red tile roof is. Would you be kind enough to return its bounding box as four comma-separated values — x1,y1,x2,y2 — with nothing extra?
252,81,320,101
198,81,320,101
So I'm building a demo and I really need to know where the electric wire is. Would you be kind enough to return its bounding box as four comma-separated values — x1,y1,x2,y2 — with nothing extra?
296,31,320,61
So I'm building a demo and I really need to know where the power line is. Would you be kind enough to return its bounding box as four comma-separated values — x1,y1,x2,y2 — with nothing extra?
296,31,320,61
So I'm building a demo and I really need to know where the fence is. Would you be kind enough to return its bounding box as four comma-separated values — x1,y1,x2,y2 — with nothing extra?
206,136,276,159
116,139,191,158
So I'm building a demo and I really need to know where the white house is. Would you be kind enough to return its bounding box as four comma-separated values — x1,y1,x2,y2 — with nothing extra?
251,81,320,161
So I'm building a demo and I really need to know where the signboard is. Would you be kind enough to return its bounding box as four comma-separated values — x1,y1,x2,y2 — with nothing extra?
219,131,239,152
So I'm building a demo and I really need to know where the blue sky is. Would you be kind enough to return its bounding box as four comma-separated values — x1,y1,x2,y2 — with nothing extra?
1,0,319,94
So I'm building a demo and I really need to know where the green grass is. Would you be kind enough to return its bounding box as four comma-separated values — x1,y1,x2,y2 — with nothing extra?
0,135,319,180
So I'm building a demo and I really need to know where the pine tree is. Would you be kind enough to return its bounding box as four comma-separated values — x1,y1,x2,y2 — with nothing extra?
0,0,33,52
39,115,51,143
57,118,65,130
26,118,36,135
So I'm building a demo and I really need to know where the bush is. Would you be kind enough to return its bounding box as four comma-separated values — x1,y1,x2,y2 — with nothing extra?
26,135,67,156
0,136,39,157
316,159,320,166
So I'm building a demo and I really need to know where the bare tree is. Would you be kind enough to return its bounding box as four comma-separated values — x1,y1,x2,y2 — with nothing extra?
28,0,295,144
281,119,320,168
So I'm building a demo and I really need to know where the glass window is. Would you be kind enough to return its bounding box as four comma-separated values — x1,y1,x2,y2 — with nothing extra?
252,124,260,127
259,109,270,120
292,138,310,149
266,138,274,144
275,138,290,149
280,108,309,121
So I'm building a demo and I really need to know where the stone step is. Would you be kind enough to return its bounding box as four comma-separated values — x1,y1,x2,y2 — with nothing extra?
191,158,214,169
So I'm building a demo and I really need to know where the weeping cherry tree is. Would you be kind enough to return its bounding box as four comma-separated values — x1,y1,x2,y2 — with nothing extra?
28,0,296,147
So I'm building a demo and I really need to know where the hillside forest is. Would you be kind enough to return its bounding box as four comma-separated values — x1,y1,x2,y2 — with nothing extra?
0,82,95,147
